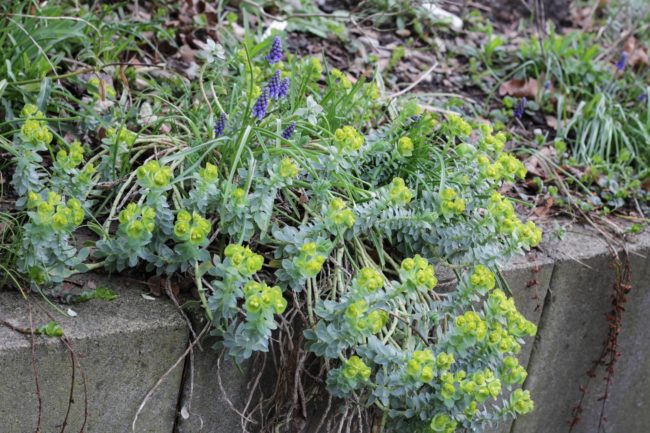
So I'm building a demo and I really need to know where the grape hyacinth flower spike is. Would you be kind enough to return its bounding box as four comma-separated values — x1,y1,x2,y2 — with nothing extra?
279,77,290,98
616,52,628,72
214,112,226,136
252,89,269,121
282,122,296,139
268,70,290,100
514,97,526,120
266,36,283,64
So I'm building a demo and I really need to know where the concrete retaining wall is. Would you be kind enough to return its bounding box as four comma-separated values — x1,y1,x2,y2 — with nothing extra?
0,278,188,433
1,224,648,433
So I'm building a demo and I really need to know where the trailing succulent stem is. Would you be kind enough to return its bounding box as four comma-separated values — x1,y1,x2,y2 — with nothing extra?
6,30,542,433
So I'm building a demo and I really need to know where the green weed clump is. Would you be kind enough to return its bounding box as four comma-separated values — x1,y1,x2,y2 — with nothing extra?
1,3,541,431
476,24,650,169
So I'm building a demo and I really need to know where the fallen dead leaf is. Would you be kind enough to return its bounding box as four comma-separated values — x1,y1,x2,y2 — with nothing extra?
533,197,554,218
499,78,538,98
524,146,557,179
545,115,558,130
624,37,649,69
573,8,590,28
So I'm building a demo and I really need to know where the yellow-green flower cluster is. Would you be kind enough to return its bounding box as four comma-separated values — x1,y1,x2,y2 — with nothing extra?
478,124,507,153
459,369,502,404
396,136,414,157
477,153,526,182
354,267,384,293
365,82,380,100
488,289,537,338
20,104,53,146
199,162,219,182
294,242,326,278
27,191,84,232
440,371,462,402
488,192,516,230
436,352,455,371
507,310,538,338
511,389,534,414
330,68,352,89
497,153,527,180
306,57,322,80
488,289,516,316
406,350,436,382
488,193,542,247
501,356,527,385
52,198,84,233
342,355,371,382
334,126,364,152
278,157,299,179
486,323,521,354
79,163,96,184
470,265,496,292
446,113,472,137
326,198,356,229
465,400,479,420
224,244,264,276
243,281,287,315
440,187,465,217
519,220,542,248
118,203,155,241
106,127,136,146
56,141,85,170
136,160,173,190
388,177,413,205
429,413,457,433
455,311,488,341
400,254,438,291
174,210,211,245
345,300,388,334
232,187,248,206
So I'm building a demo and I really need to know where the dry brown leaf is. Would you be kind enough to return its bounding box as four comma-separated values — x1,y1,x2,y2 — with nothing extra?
562,164,585,179
572,7,593,29
524,146,557,179
624,37,649,69
545,115,558,130
533,197,554,218
499,78,538,98
524,156,545,178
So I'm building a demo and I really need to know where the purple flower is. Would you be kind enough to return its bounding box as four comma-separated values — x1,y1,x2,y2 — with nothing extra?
265,36,283,64
282,121,296,139
638,92,648,103
514,97,527,120
279,78,290,98
616,52,628,72
214,112,226,136
252,89,269,121
268,71,281,99
544,80,552,91
267,71,290,100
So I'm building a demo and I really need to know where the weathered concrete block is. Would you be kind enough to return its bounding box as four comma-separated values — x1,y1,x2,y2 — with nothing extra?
578,230,650,433
0,278,187,433
175,304,255,433
512,225,618,433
